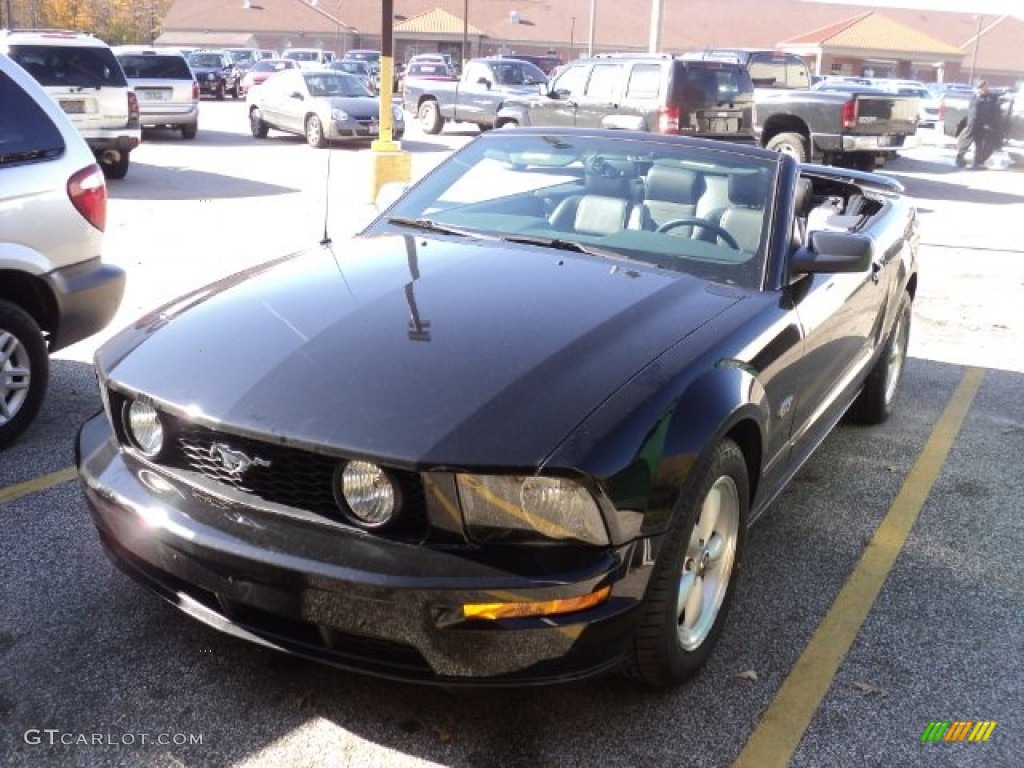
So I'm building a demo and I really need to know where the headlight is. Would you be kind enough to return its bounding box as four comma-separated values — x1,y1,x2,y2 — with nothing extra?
392,106,403,121
456,475,609,545
123,400,164,457
335,461,398,527
330,108,349,121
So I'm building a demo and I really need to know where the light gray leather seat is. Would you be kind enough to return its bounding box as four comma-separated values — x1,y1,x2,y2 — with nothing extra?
716,172,768,252
639,164,706,235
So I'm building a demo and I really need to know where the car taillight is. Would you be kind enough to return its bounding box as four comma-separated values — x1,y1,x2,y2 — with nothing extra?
67,164,107,232
127,90,140,121
841,99,858,130
191,81,200,100
657,105,680,134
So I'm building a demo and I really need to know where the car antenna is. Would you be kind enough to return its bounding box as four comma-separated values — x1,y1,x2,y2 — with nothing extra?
320,147,332,246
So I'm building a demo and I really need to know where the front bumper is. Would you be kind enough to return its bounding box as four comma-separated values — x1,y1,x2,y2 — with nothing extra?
328,119,405,142
42,257,126,352
76,413,650,685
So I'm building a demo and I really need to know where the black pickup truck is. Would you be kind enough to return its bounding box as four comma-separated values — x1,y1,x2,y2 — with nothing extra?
941,85,1024,166
685,49,920,171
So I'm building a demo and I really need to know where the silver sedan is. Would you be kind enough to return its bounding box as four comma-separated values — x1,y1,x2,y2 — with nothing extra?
246,68,404,148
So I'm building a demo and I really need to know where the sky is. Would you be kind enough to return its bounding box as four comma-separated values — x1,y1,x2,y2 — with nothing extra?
804,0,1024,17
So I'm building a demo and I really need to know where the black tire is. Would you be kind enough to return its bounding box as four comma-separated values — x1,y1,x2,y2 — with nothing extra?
305,115,327,148
249,109,269,138
232,81,242,99
765,131,809,163
622,439,749,687
848,291,912,425
418,100,443,135
101,152,130,180
181,123,197,140
215,82,225,101
0,300,49,450
851,152,877,172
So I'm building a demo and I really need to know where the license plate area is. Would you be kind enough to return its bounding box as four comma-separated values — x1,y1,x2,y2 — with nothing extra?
59,100,86,114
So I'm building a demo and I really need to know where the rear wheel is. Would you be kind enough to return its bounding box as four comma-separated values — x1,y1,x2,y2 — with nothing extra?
418,100,443,134
181,123,197,140
622,439,748,687
0,301,49,449
766,131,808,163
305,114,327,148
101,152,130,180
848,291,911,424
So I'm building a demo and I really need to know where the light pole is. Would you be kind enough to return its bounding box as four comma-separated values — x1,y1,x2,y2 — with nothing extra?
462,0,469,71
588,0,596,57
569,17,575,61
969,14,983,85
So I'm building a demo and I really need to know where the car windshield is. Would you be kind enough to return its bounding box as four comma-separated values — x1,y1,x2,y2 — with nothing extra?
117,54,192,80
286,51,320,62
9,45,127,87
303,73,372,97
188,53,224,68
333,61,368,75
372,132,778,290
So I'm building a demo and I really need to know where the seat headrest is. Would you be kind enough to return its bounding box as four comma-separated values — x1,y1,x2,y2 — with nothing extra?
729,172,767,208
574,195,630,236
646,165,705,205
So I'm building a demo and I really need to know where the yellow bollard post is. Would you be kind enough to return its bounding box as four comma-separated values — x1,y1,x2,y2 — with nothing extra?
369,7,411,203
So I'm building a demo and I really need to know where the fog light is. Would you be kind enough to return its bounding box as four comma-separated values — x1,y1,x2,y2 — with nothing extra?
124,400,163,457
337,461,397,527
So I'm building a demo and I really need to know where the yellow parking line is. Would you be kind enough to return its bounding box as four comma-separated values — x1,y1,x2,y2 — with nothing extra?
0,466,78,505
733,366,985,768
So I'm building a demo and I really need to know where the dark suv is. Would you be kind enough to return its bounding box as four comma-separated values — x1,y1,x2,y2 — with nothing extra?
186,50,241,100
495,54,754,143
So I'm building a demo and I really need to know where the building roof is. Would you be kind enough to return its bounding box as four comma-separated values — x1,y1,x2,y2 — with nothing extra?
396,8,482,36
159,0,1024,76
782,11,963,58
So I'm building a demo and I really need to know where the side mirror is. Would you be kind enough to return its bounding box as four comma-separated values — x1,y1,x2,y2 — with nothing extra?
791,230,873,274
290,91,304,100
476,77,492,89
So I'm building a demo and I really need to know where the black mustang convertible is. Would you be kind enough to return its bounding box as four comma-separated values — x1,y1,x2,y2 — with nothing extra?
77,128,918,687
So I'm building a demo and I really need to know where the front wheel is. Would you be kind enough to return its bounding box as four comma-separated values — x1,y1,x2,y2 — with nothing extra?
622,439,748,687
765,131,808,163
848,291,912,424
232,81,241,99
215,82,225,101
305,114,327,148
0,300,49,449
249,109,269,138
418,100,443,134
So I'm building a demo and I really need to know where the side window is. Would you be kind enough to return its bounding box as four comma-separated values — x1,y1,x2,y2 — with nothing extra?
748,53,808,89
625,64,661,99
0,70,65,165
550,64,588,98
584,64,623,100
464,62,488,84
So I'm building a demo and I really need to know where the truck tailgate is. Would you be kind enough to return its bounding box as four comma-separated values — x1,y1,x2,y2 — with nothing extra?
851,94,919,137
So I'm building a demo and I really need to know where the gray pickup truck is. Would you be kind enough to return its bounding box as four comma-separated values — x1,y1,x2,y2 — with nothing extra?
942,85,1024,166
685,50,920,171
401,57,548,134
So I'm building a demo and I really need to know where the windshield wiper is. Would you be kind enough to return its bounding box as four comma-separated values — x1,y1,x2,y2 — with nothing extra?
386,216,485,238
498,233,626,260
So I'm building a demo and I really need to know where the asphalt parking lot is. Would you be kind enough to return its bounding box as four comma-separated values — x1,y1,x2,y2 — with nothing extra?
1,103,1022,768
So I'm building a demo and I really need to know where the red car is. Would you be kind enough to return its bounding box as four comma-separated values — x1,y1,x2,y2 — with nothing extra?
239,58,297,97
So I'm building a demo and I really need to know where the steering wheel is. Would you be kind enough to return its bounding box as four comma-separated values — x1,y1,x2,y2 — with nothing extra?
656,216,741,250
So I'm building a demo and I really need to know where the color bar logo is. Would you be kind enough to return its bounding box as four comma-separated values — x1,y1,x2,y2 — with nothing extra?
921,721,997,742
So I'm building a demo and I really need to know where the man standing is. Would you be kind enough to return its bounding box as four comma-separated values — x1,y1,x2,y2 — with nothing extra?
956,80,1001,169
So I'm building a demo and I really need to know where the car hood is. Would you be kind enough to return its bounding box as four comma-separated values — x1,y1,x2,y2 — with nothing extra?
316,96,382,117
101,235,743,468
